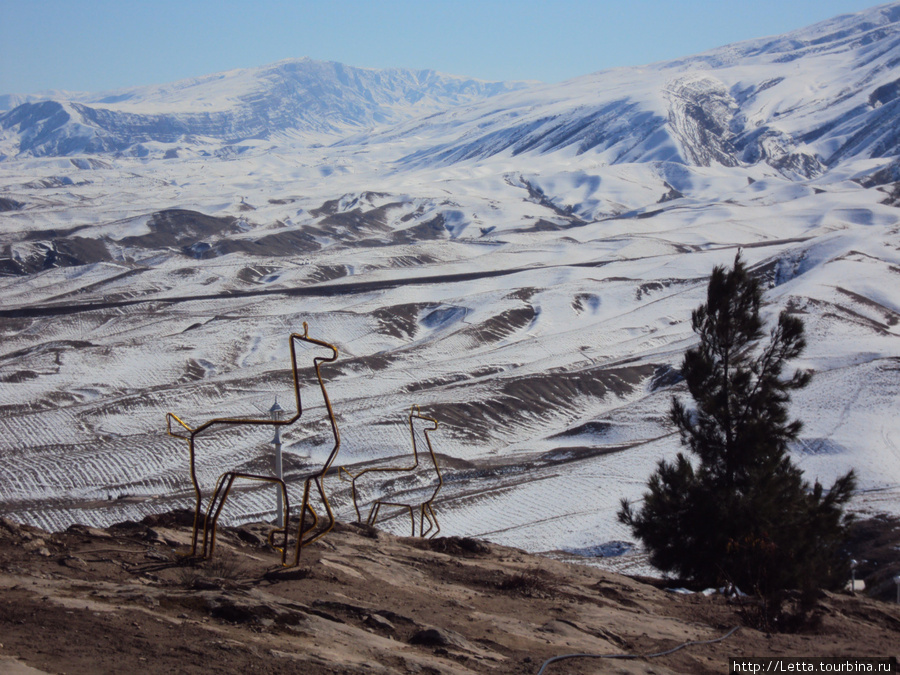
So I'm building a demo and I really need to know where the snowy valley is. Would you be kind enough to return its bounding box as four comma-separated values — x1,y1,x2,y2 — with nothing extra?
1,3,900,575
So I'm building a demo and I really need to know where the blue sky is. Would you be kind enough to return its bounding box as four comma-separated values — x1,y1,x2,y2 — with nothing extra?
0,0,886,94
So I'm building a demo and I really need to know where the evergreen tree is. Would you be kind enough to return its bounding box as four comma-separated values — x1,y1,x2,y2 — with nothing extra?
619,253,856,594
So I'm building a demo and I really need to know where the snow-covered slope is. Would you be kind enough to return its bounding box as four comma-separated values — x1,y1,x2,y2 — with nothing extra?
1,4,899,575
389,2,900,176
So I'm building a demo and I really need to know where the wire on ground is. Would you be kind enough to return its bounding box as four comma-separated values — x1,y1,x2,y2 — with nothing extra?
537,625,740,674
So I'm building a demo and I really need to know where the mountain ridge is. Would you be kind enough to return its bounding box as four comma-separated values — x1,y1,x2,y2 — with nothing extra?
3,3,898,180
0,58,533,158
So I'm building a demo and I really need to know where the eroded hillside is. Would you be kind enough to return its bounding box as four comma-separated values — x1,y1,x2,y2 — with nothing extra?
1,514,899,675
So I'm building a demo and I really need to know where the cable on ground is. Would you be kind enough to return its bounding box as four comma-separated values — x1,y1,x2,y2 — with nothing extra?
537,624,740,674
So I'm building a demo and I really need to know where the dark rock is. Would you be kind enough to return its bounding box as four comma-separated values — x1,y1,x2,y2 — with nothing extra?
408,626,473,650
191,578,226,591
425,536,491,556
65,524,112,539
347,522,381,539
0,197,24,212
263,566,312,582
141,509,196,528
58,555,88,570
365,613,396,632
235,527,269,547
0,517,22,534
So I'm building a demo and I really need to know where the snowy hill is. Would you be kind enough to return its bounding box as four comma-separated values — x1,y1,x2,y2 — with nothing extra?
0,3,899,574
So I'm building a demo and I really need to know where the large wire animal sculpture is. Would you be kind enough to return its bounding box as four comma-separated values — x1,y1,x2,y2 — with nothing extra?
166,323,340,566
340,405,442,538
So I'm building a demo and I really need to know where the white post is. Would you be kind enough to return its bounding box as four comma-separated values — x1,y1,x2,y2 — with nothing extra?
270,398,285,528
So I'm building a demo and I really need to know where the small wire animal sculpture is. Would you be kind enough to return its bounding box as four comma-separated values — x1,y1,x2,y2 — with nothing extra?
340,405,442,538
166,323,340,566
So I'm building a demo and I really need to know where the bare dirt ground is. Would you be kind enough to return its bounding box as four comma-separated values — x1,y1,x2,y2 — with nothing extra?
1,512,898,675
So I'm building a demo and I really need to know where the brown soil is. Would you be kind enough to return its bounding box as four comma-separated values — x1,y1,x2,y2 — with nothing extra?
0,514,897,675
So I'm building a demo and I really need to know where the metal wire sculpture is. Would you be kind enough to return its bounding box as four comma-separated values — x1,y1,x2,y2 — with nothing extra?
166,322,340,566
340,405,442,538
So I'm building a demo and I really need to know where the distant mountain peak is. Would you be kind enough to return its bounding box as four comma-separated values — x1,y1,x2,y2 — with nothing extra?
0,58,532,158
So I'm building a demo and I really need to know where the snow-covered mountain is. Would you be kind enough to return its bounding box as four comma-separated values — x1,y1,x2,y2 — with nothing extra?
384,1,900,178
1,3,899,574
0,59,531,158
4,4,900,177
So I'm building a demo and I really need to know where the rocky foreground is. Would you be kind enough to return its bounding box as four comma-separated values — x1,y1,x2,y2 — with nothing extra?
0,512,898,675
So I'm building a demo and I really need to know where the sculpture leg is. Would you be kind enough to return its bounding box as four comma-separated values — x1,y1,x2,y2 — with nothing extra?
286,475,338,567
420,504,431,538
423,502,440,539
266,479,291,566
350,478,363,523
406,505,416,537
190,491,203,556
200,472,230,557
301,476,335,547
205,473,237,559
367,502,382,527
289,478,319,566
